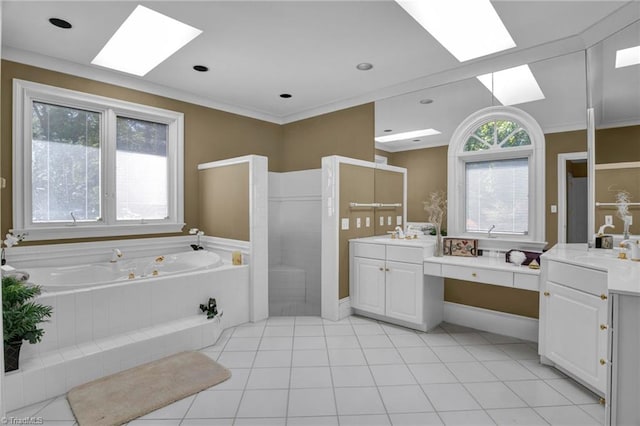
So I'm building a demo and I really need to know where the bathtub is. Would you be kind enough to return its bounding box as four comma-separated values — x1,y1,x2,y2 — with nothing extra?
28,250,224,291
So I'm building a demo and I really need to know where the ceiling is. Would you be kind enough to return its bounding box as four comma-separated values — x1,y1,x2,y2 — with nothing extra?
2,1,639,151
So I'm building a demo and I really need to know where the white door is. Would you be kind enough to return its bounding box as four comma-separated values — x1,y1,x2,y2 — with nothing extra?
544,281,607,393
385,261,424,324
352,257,386,315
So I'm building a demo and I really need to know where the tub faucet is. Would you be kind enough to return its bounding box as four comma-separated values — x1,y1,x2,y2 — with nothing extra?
189,228,205,250
488,225,497,238
110,248,123,263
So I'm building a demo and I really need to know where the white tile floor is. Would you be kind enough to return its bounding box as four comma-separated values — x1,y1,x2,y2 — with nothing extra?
8,316,605,426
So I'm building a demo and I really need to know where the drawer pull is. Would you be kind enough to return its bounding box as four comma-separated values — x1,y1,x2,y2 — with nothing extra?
543,291,550,296
600,324,608,330
379,267,384,271
599,397,606,405
600,294,608,300
385,268,390,272
600,358,607,365
471,272,477,277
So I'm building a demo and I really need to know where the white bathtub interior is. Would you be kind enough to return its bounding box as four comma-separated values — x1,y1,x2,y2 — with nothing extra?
268,169,321,316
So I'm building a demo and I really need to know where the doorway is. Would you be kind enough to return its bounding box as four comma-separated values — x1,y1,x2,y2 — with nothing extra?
558,152,588,243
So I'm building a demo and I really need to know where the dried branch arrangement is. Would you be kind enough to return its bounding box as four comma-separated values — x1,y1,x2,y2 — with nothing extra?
423,190,447,228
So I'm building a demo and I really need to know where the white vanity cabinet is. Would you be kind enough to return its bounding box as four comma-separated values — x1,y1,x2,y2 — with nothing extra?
539,258,608,395
607,292,640,425
350,241,443,331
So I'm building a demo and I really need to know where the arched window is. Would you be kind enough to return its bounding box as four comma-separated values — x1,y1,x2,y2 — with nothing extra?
448,106,545,242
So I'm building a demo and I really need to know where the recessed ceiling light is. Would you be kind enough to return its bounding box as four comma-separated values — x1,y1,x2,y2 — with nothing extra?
384,129,393,133
193,65,209,72
395,0,515,62
49,18,72,29
375,128,441,143
356,63,374,71
419,99,434,105
280,93,292,99
413,139,421,142
477,64,545,106
615,45,640,68
92,5,202,76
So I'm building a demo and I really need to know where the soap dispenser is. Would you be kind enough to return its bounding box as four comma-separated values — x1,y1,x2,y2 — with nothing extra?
594,224,614,249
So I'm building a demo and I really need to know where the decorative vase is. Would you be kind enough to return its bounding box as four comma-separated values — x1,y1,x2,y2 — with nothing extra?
434,225,443,257
4,340,23,373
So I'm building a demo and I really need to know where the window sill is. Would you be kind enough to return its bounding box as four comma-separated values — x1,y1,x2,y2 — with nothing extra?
13,223,185,242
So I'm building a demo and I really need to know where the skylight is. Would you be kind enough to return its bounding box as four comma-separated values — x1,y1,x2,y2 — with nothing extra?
92,5,202,76
615,45,640,68
375,128,441,143
395,0,515,62
477,65,545,106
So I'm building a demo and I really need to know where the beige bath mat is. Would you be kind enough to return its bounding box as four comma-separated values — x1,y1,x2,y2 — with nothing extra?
67,351,231,426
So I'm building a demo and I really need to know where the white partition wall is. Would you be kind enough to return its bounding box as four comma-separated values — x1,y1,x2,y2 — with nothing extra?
198,155,269,322
268,170,321,316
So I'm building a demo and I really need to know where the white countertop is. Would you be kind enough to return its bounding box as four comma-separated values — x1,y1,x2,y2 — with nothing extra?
349,235,437,247
424,253,540,276
542,244,640,296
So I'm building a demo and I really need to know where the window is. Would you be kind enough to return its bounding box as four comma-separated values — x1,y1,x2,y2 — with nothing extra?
448,107,545,242
14,80,184,240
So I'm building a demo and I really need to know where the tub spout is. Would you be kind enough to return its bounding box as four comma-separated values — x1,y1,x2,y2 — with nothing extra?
110,249,123,263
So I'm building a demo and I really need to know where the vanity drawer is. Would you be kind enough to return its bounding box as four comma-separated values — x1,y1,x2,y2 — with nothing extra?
442,264,513,287
352,243,385,260
547,260,607,296
387,245,423,264
423,261,442,277
514,272,540,291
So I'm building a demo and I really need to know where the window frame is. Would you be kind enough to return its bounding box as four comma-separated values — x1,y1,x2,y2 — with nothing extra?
13,79,184,240
447,106,545,242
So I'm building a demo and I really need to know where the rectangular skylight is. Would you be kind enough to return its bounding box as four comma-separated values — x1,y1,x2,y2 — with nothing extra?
92,5,202,76
477,65,545,106
615,45,640,68
395,0,515,62
375,128,441,143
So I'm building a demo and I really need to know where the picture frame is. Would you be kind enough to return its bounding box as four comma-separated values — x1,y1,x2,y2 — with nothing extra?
443,238,478,257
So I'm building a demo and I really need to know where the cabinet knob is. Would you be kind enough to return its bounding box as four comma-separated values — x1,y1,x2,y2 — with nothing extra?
600,358,607,365
600,294,608,300
379,267,384,271
471,272,477,277
600,324,608,330
543,291,550,296
599,397,606,405
385,268,390,272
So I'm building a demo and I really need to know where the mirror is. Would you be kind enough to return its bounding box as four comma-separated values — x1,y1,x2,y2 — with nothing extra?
375,50,588,247
588,19,640,238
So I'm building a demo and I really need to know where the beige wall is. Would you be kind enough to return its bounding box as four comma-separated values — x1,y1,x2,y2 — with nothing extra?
545,130,588,248
594,125,640,234
198,164,250,241
385,146,448,225
1,60,282,242
386,130,588,318
281,104,375,172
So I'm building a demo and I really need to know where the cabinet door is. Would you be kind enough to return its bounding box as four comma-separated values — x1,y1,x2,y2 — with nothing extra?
385,261,424,324
544,281,607,393
352,257,386,315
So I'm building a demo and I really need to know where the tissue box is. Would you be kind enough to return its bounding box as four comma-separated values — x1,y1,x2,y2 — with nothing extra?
595,235,613,249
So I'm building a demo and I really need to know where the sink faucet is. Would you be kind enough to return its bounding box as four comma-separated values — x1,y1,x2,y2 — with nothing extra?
110,248,123,263
488,225,496,238
620,239,640,261
395,226,405,239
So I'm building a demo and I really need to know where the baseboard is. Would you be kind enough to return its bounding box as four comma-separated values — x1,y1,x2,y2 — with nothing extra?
338,297,353,320
443,302,539,342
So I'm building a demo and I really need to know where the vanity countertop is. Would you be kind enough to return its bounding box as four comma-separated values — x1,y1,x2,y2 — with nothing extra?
542,244,640,296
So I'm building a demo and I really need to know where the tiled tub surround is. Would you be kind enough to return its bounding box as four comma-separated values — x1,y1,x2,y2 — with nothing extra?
9,315,604,426
4,261,250,411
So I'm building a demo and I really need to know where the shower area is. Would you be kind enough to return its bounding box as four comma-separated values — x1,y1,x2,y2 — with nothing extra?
268,169,322,316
